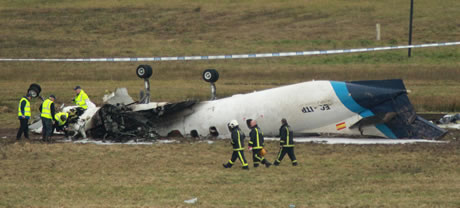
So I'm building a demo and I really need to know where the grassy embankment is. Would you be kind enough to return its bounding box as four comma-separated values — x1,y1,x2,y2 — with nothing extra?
0,0,459,127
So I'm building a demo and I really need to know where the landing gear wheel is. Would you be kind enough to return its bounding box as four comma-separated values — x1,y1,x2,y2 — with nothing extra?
202,69,219,83
27,83,41,98
136,65,153,79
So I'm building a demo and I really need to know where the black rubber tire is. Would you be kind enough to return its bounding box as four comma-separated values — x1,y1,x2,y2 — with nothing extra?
27,83,41,98
202,69,219,83
136,65,153,79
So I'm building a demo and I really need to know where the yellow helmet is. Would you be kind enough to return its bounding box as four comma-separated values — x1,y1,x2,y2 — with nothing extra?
259,148,267,157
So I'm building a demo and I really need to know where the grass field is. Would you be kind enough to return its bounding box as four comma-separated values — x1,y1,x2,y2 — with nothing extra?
0,0,459,207
0,138,459,207
0,0,459,127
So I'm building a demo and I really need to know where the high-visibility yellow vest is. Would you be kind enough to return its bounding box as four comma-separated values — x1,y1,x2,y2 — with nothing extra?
54,112,69,126
18,97,31,117
283,126,294,147
41,99,53,119
74,90,89,109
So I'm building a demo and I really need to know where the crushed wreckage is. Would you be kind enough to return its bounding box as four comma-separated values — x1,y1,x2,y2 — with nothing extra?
90,91,197,142
30,65,448,142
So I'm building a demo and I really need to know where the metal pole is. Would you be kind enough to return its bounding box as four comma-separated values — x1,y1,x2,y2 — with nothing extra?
210,82,217,100
376,23,381,41
408,0,414,57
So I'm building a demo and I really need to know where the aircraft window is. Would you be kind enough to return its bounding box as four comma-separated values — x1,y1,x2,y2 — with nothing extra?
209,126,219,137
190,130,199,138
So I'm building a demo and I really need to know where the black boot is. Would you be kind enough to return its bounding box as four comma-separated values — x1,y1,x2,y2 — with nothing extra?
222,163,232,168
265,161,272,168
254,163,259,168
292,162,298,166
242,166,249,170
274,161,280,166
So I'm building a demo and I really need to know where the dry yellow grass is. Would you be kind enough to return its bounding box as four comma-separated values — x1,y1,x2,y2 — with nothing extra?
0,1,459,206
0,0,459,129
0,139,459,207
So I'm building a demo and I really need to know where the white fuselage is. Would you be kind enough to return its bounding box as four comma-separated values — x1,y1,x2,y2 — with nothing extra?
153,80,386,138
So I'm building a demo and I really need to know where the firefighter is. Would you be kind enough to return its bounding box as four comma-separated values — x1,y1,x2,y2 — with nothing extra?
247,119,272,168
274,118,298,166
73,86,90,116
53,112,69,137
223,120,249,170
40,95,56,142
16,93,32,140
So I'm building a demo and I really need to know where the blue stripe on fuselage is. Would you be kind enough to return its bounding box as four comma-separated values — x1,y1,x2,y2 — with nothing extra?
330,81,372,117
330,81,397,138
375,124,397,139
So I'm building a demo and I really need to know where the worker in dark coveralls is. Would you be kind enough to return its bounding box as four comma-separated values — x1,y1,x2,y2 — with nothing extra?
274,118,298,166
223,120,249,170
16,94,33,140
247,119,272,168
40,95,56,142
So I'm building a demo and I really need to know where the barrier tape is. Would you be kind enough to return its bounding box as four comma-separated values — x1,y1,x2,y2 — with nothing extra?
0,41,459,62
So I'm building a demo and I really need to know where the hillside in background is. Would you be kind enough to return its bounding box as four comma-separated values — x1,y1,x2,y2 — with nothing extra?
0,2,459,207
0,0,459,126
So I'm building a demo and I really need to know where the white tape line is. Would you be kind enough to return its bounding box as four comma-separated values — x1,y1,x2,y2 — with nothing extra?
0,41,459,62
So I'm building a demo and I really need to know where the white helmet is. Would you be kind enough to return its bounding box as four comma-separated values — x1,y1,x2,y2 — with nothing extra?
228,120,239,128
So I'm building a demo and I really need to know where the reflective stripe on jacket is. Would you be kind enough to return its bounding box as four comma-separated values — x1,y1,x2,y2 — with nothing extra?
279,124,294,147
231,128,245,151
249,126,264,149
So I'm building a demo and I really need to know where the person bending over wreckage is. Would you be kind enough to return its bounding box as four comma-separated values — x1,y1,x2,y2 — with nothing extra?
223,120,249,170
61,108,87,140
52,111,81,139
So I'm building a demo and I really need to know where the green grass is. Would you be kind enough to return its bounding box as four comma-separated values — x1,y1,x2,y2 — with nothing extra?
0,140,459,207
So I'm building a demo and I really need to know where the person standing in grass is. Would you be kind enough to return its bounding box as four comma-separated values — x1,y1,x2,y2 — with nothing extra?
40,95,56,142
247,119,272,168
274,118,298,166
16,93,33,140
223,120,249,170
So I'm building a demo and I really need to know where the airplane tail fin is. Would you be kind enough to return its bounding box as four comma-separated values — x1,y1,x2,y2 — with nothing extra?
336,79,447,139
370,92,448,140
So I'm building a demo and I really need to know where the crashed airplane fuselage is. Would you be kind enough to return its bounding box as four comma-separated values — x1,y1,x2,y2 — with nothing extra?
30,66,447,140
143,79,445,139
89,67,446,140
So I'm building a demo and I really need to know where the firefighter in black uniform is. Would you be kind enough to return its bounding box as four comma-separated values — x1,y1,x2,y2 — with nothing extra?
247,119,272,168
274,118,298,166
223,120,249,170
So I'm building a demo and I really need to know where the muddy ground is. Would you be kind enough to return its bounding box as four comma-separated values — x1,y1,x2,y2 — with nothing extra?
1,127,458,144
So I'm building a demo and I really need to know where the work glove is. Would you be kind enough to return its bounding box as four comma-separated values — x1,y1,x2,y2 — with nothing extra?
248,146,253,151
